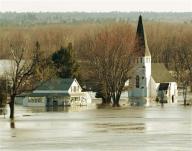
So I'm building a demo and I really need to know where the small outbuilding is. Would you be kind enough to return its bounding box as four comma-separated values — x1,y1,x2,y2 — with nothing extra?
151,63,177,103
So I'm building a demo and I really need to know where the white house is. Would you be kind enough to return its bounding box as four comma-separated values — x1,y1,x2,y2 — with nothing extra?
16,78,92,107
128,15,177,105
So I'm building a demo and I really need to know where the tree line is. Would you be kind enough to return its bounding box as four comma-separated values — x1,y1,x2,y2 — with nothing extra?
0,12,191,26
0,20,191,64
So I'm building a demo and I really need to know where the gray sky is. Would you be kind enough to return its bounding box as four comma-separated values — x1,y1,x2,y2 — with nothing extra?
0,0,191,12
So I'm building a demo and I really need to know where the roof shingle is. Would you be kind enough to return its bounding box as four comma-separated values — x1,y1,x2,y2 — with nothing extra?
151,63,175,83
135,15,151,57
36,78,74,91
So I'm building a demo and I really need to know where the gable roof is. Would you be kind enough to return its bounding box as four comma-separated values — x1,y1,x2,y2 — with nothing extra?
135,15,151,57
151,63,175,83
35,78,75,91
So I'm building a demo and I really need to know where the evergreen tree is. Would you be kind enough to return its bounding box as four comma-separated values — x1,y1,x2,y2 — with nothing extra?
52,43,79,79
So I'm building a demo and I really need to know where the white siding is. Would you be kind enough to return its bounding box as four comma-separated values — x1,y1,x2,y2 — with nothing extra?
82,92,92,104
150,77,159,98
68,79,82,93
167,82,178,103
128,56,151,98
23,97,46,107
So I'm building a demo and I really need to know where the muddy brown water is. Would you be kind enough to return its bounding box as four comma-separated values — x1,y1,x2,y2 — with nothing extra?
0,104,191,151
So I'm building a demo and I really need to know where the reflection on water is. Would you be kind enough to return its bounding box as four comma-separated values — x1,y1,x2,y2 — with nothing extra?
0,104,191,151
94,123,145,133
129,98,148,106
29,106,91,113
10,119,15,129
29,106,70,113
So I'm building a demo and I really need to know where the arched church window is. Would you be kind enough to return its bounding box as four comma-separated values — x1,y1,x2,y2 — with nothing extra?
136,75,140,88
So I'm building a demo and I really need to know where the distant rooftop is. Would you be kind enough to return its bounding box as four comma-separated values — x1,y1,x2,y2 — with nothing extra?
0,60,13,76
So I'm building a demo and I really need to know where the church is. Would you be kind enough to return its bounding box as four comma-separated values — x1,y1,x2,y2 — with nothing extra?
127,15,178,105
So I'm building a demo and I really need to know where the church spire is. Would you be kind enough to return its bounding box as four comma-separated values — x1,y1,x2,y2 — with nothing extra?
135,15,151,57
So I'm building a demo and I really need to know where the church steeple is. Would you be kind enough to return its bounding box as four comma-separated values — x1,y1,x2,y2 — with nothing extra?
135,15,151,57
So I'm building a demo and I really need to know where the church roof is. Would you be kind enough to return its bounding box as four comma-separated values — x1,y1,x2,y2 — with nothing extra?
135,15,151,57
151,63,175,83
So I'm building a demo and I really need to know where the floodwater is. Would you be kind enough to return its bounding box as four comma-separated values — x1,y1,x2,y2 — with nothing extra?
0,104,191,151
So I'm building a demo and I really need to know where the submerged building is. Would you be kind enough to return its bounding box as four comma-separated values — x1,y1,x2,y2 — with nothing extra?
16,78,92,107
128,15,177,104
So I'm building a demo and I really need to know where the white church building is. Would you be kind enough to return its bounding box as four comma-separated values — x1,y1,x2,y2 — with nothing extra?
127,15,177,105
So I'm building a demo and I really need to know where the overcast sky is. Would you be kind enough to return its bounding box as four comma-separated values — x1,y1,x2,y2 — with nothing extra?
0,0,191,12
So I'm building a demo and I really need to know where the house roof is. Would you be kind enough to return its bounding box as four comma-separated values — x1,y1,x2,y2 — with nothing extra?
29,93,70,97
135,15,151,57
36,78,74,91
151,63,175,83
17,92,70,97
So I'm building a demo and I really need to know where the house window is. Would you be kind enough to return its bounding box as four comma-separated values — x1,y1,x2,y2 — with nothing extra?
136,75,140,88
73,86,76,92
140,58,142,63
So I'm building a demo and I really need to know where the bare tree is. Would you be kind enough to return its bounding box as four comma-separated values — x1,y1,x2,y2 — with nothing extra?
7,41,38,119
79,24,135,107
172,33,192,105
